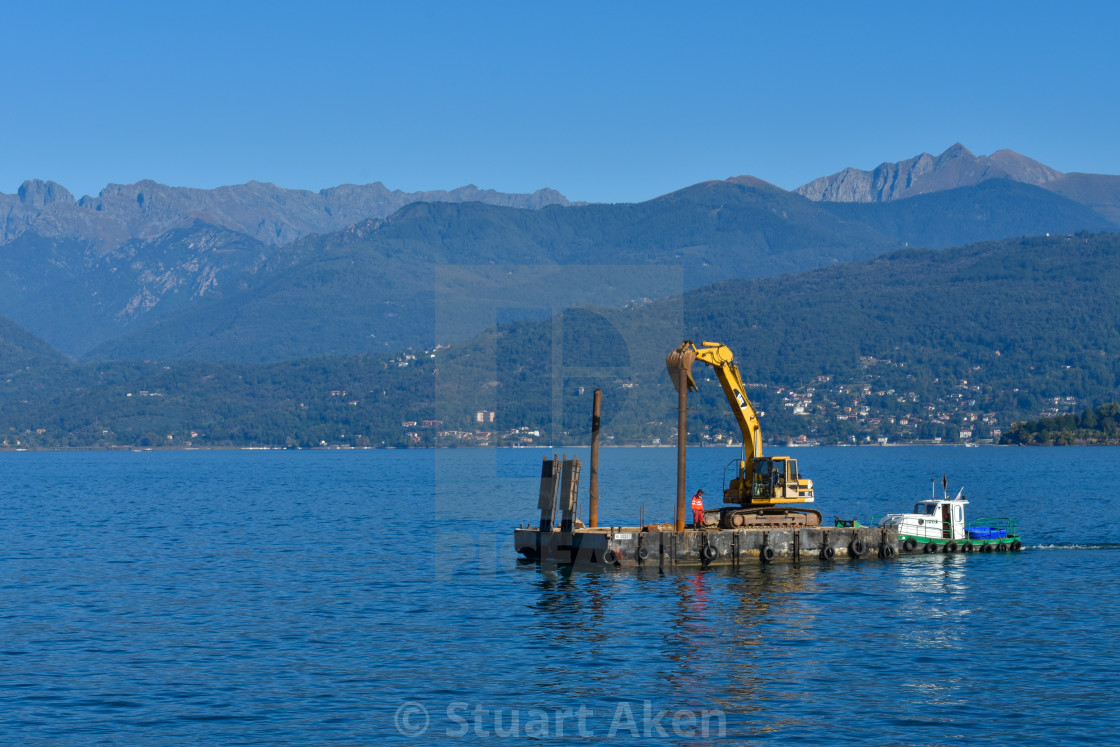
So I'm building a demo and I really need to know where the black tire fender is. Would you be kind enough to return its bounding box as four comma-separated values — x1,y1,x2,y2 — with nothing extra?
820,545,835,561
602,549,617,565
1011,540,1022,552
635,546,649,562
880,544,896,559
902,538,918,552
946,541,958,553
925,542,938,553
760,545,776,563
702,545,718,561
850,538,866,557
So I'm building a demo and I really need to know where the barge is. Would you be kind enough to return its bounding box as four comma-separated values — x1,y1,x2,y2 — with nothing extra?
513,455,1022,567
515,514,897,568
513,339,1022,568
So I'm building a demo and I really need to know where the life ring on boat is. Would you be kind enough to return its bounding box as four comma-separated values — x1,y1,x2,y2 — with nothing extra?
924,542,938,553
702,545,718,561
1010,540,1022,552
880,544,896,559
635,546,649,562
849,538,866,557
760,545,776,563
902,538,918,553
820,545,835,561
602,549,618,565
946,541,958,553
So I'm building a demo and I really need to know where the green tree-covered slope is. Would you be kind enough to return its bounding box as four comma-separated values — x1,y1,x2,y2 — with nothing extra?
1001,402,1120,444
4,232,1120,449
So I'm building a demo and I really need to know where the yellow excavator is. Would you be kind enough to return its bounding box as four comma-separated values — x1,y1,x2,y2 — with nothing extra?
667,340,822,528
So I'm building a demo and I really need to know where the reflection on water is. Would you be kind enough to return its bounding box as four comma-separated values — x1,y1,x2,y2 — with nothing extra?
514,544,1107,743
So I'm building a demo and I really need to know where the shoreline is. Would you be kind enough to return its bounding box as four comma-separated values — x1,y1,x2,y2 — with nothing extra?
0,442,1100,454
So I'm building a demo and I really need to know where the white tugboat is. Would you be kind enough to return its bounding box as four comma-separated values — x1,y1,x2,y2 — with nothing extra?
876,477,1023,554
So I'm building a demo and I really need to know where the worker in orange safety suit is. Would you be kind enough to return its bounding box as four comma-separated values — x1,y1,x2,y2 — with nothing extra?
691,489,705,528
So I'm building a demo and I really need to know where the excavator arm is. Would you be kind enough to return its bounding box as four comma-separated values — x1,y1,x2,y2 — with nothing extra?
667,341,763,464
667,340,817,520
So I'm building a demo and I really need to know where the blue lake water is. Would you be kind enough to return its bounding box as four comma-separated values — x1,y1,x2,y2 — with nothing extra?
2,446,1119,744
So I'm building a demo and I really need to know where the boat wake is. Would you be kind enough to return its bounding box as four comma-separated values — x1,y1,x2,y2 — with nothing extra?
1028,542,1120,551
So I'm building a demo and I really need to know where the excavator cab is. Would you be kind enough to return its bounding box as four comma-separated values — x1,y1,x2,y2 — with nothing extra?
751,458,773,498
731,456,810,504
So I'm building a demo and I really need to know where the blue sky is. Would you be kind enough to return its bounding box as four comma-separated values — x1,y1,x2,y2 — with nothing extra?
3,1,1118,203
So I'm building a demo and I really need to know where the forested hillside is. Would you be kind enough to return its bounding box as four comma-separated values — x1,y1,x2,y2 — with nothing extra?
1001,403,1120,445
430,231,1120,448
3,232,1120,449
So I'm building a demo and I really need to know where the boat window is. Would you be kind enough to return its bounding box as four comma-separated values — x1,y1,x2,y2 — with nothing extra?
955,506,963,523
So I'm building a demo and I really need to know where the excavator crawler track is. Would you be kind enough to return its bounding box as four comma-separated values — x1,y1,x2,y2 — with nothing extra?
716,507,823,529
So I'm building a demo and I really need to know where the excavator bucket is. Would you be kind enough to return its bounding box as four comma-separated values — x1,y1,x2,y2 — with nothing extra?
666,342,698,393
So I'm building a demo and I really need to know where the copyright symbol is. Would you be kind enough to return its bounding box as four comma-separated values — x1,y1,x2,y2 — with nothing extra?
394,701,429,737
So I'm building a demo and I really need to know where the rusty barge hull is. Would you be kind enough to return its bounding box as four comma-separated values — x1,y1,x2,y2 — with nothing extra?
514,526,902,567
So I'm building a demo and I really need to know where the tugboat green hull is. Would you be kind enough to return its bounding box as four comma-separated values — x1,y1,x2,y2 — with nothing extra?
898,535,1023,554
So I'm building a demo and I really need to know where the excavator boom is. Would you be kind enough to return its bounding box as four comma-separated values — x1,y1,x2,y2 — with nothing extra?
667,340,819,528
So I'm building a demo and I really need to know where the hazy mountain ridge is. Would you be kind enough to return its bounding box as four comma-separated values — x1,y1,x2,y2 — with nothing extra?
3,151,1120,363
0,178,571,249
796,143,1064,202
1042,172,1120,224
82,178,1118,364
796,144,1120,229
0,224,275,356
0,315,70,375
84,178,903,362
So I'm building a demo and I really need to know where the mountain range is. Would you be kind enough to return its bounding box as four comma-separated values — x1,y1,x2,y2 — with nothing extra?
797,143,1120,223
0,178,571,249
2,144,1120,365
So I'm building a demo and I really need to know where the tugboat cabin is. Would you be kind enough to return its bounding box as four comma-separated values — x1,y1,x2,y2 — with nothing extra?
879,496,968,541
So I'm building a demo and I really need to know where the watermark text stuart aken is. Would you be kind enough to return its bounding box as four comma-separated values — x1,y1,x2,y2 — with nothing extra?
394,699,726,739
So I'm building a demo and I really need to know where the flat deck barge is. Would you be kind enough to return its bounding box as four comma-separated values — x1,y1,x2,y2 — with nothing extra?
515,525,899,567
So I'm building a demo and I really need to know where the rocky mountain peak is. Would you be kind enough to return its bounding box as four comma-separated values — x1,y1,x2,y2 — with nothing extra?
795,145,1064,203
938,142,974,161
17,179,74,208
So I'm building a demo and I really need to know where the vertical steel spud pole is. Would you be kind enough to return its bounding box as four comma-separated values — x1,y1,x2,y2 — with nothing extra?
676,366,688,531
589,388,601,528
666,343,696,533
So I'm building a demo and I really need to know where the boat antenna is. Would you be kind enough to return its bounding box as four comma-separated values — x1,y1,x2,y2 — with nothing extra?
931,477,935,501
942,474,948,501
